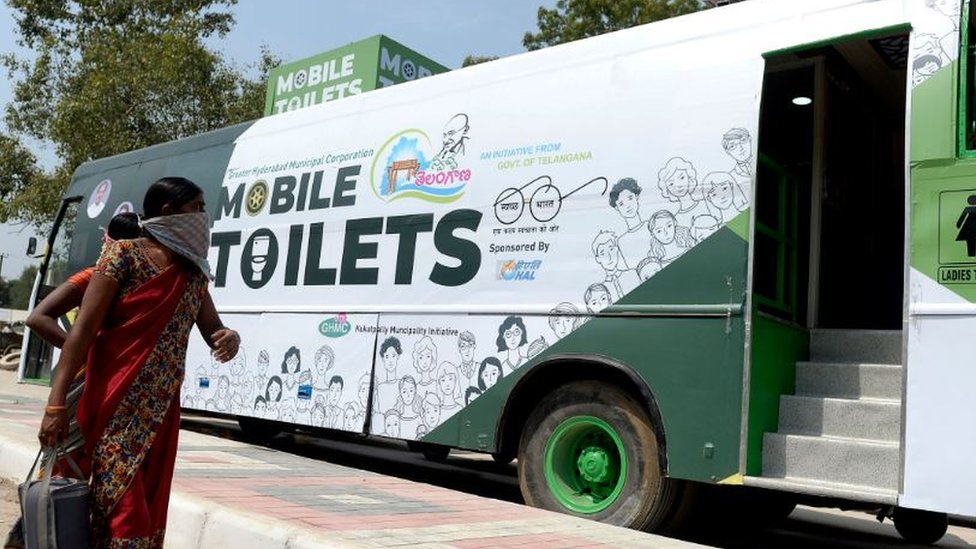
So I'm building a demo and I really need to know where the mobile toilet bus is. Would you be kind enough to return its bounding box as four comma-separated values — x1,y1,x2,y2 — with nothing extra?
19,0,976,542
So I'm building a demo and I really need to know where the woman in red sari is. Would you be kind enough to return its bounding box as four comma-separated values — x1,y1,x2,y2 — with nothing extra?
38,177,239,548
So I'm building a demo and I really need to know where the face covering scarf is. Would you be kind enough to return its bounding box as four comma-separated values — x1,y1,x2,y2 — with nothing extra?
139,212,214,280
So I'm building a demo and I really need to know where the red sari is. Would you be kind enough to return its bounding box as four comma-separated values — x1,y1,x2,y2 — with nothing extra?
75,240,207,548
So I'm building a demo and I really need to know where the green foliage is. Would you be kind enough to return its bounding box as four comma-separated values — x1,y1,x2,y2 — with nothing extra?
523,0,703,51
461,55,500,68
8,265,38,310
0,0,279,227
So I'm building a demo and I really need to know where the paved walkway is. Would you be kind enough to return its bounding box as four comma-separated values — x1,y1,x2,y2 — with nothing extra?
0,371,702,548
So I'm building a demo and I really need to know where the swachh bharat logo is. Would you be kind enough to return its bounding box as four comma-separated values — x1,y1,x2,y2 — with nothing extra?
370,113,473,204
319,314,352,338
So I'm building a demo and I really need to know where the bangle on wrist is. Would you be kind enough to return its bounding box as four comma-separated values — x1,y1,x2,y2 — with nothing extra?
44,405,67,415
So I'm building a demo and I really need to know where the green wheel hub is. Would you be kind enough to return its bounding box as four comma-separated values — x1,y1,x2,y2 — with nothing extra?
543,416,627,514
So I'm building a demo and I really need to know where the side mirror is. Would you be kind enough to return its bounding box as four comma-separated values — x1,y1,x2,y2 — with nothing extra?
26,237,36,256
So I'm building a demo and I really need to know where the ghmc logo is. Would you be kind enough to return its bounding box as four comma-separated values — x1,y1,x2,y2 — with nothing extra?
319,313,352,338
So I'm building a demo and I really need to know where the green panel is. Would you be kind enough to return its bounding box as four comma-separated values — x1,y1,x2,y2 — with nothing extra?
375,36,450,89
745,314,808,475
425,227,748,483
725,209,750,242
264,36,382,116
911,158,976,301
911,59,958,162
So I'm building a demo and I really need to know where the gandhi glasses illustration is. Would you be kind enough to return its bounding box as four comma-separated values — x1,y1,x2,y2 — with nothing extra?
493,175,608,225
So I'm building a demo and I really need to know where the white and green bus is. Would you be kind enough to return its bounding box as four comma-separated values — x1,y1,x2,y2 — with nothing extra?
19,0,976,542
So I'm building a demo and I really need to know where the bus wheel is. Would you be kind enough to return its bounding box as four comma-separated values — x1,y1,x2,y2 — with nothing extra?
518,380,676,531
893,507,947,545
237,417,281,444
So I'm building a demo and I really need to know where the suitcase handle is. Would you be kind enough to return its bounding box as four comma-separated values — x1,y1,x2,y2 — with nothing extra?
22,447,86,549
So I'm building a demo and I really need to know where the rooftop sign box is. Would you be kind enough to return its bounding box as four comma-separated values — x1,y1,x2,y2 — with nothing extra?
264,35,449,116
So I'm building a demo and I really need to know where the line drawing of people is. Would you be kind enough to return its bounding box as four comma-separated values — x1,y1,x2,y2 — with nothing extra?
702,171,748,221
592,230,641,300
647,210,695,266
421,393,442,432
325,374,344,428
608,177,650,270
415,424,429,440
281,345,302,391
429,113,470,171
311,402,327,428
636,256,663,281
213,375,231,412
912,53,942,86
436,361,464,415
383,409,402,438
584,282,612,313
956,195,976,256
412,336,438,397
722,128,754,187
374,336,402,420
691,214,721,244
496,316,532,372
465,386,482,405
253,350,270,403
265,375,283,416
280,398,297,424
548,302,580,340
343,402,359,431
657,157,709,227
253,395,268,418
312,344,335,391
394,375,423,420
478,357,504,391
296,370,314,401
457,331,478,383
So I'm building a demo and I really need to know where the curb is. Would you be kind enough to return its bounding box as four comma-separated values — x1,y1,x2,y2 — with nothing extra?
0,430,362,549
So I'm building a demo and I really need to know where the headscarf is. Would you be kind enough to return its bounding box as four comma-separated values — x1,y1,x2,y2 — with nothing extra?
139,212,213,279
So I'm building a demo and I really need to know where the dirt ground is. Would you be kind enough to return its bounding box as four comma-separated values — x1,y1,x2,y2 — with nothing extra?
0,478,19,541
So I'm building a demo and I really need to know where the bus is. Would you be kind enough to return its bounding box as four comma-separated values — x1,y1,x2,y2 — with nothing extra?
19,0,976,543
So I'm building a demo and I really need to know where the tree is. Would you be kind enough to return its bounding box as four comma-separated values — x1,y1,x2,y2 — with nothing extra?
523,0,703,51
0,0,278,227
461,55,500,68
8,265,38,310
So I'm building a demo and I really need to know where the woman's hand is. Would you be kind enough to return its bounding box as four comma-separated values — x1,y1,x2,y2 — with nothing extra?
211,328,240,363
38,408,69,449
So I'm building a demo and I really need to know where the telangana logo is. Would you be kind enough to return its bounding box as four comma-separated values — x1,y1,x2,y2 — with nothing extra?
319,313,352,338
370,113,472,203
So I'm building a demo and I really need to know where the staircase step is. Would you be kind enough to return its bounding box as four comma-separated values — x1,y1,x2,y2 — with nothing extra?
762,433,898,491
745,476,898,505
809,329,902,364
778,395,900,441
795,362,902,400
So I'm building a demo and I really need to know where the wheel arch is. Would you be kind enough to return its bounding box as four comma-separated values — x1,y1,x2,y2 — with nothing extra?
497,354,669,474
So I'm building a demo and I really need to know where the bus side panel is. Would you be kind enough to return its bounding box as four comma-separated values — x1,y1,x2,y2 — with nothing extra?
426,224,748,484
182,312,379,434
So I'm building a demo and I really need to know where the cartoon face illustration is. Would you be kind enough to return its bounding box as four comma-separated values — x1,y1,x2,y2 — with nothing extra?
413,337,437,373
266,376,283,402
594,237,620,271
442,114,469,151
281,407,295,423
343,405,358,430
705,176,737,210
400,377,417,404
229,352,246,377
357,377,370,406
384,412,401,437
665,169,692,198
285,353,299,373
314,345,334,378
585,284,612,312
614,188,640,218
551,316,575,338
382,346,399,371
650,214,676,245
328,377,343,405
216,376,230,398
422,395,441,427
438,369,457,396
257,351,269,375
458,337,475,363
415,347,434,371
503,324,523,351
481,362,502,388
723,131,752,164
465,387,481,406
311,405,326,427
254,397,268,416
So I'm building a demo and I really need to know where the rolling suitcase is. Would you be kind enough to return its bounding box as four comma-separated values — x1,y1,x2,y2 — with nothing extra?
18,449,91,549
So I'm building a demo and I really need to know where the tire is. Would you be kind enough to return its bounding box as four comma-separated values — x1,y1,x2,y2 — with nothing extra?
237,416,281,444
491,451,515,466
518,380,678,531
893,507,948,545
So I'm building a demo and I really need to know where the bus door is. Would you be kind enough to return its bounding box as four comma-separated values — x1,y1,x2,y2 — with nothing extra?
20,196,82,382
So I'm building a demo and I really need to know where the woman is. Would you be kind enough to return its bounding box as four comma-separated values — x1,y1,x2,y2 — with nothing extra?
37,177,240,547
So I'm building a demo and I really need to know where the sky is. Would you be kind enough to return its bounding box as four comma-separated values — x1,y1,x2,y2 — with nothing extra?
0,0,556,280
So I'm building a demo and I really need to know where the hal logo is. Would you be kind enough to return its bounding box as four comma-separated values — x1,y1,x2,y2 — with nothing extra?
498,260,542,281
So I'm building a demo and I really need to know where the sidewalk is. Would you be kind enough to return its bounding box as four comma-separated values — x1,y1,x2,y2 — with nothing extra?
0,371,703,548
